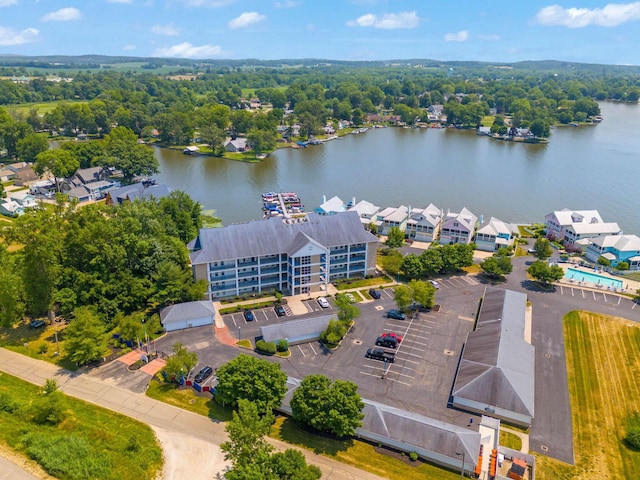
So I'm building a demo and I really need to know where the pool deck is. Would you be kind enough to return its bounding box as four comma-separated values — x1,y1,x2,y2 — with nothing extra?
557,263,640,294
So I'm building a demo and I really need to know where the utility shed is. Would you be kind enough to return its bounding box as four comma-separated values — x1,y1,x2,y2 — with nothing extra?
451,288,535,427
260,314,333,345
160,301,215,332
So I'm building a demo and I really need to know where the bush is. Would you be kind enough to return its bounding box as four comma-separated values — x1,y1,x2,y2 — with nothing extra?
0,392,19,413
31,392,66,425
37,343,49,355
626,427,640,449
320,319,349,347
276,339,289,352
255,339,277,355
409,451,419,461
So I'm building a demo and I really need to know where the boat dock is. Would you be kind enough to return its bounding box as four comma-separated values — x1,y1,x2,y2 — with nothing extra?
262,192,305,218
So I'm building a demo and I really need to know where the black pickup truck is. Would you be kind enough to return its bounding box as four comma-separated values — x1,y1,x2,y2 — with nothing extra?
366,348,396,363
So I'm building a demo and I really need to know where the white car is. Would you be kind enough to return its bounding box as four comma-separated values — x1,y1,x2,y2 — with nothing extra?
429,280,440,289
317,297,330,308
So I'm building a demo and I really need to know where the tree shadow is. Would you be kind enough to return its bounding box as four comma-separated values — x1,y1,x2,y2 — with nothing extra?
276,416,353,455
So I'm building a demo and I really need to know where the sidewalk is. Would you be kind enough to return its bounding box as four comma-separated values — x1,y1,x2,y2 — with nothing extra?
0,349,387,480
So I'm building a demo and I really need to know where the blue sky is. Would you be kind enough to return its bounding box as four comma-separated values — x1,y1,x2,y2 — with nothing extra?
1,1,640,64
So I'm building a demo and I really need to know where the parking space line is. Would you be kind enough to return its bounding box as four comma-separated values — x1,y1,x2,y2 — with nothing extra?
231,316,238,327
402,351,423,358
560,285,563,295
308,343,317,355
592,291,597,301
633,302,638,310
384,376,412,386
402,345,425,352
408,340,429,347
618,297,622,305
413,335,431,341
297,345,306,357
582,289,586,298
391,370,415,379
360,370,384,379
261,310,268,321
571,287,574,297
603,293,607,303
403,359,420,366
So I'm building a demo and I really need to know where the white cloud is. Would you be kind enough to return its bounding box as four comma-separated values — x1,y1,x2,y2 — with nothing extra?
228,11,266,29
152,23,180,36
41,7,81,22
0,26,39,45
0,0,17,7
153,42,224,58
123,44,136,50
346,11,419,29
535,2,640,28
444,30,469,42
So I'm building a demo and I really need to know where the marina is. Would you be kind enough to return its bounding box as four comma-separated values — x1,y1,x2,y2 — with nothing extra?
262,191,305,218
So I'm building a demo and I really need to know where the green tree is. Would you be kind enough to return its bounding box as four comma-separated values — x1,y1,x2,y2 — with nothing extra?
380,249,403,277
17,132,49,162
198,124,225,154
320,319,349,347
34,149,80,192
215,355,287,415
385,226,404,247
163,342,198,382
64,306,110,365
529,118,550,138
103,126,158,181
291,374,364,438
408,279,436,310
247,128,276,157
334,295,360,323
401,253,423,279
221,399,274,468
393,284,413,311
151,260,207,308
533,237,553,260
0,246,25,327
420,248,444,276
115,312,144,342
527,260,564,285
480,254,513,279
268,449,321,480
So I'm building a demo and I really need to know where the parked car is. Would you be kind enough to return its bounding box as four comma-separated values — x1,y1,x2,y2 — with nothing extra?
274,305,286,317
194,366,213,384
429,280,440,289
243,309,255,321
369,288,381,299
29,319,46,329
527,248,536,254
365,348,395,363
317,297,330,308
387,309,406,320
381,332,403,343
375,336,398,349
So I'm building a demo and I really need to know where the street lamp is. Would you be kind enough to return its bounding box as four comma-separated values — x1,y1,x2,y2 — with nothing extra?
238,326,241,340
455,451,465,479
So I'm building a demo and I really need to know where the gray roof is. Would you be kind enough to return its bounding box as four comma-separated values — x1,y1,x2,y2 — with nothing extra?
160,300,215,324
260,314,333,343
452,288,535,419
66,185,91,200
76,166,106,184
190,211,378,264
106,183,171,204
130,184,171,201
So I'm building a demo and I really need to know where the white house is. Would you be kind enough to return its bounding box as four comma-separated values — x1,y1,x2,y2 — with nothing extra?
440,207,478,245
348,199,380,227
475,217,518,252
376,205,410,236
225,138,248,152
315,195,346,215
8,190,38,208
545,209,621,246
405,204,443,242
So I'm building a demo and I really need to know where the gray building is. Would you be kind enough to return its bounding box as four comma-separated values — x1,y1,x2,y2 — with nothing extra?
160,301,215,332
451,288,535,427
189,211,379,300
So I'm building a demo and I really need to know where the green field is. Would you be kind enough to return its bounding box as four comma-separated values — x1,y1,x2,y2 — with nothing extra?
3,100,88,117
0,372,162,480
536,311,640,479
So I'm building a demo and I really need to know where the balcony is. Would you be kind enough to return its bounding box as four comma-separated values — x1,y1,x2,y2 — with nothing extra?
259,257,280,265
238,270,259,278
209,263,234,272
237,259,258,267
331,248,348,255
260,266,282,275
350,246,366,253
209,273,237,282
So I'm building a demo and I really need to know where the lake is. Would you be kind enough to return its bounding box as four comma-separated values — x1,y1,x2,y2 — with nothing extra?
152,101,640,233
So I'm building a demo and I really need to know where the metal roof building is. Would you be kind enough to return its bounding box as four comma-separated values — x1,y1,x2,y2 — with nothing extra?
260,314,334,345
451,288,535,427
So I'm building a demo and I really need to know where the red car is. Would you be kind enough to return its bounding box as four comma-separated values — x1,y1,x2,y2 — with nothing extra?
381,332,403,343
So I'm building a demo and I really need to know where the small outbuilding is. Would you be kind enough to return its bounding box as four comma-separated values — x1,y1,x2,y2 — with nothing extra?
160,301,215,332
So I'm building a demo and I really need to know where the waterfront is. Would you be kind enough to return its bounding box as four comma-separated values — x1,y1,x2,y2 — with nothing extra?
152,101,640,232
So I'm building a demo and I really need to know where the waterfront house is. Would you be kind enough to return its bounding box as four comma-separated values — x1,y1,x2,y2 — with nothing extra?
405,204,443,242
474,217,518,252
348,199,380,228
7,190,38,209
584,234,640,270
104,183,171,206
225,138,248,153
440,207,478,245
544,209,621,246
315,195,346,215
189,211,379,300
376,205,410,236
63,166,119,202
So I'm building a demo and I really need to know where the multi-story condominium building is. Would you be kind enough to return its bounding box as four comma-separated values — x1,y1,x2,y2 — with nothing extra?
585,234,640,270
544,209,621,247
189,211,379,300
440,207,478,245
405,204,443,242
474,217,518,252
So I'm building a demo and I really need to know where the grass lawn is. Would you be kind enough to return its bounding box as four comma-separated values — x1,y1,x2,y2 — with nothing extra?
0,372,162,480
335,276,392,290
536,311,640,479
499,430,523,451
146,379,459,479
4,101,88,117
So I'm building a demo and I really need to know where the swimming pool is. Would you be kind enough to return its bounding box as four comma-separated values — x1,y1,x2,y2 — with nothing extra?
564,268,623,289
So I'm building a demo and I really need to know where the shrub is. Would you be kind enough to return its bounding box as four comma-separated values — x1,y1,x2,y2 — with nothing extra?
276,339,289,352
255,339,277,355
0,392,19,413
626,427,640,449
37,343,49,355
320,319,349,347
31,392,66,425
409,451,419,461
